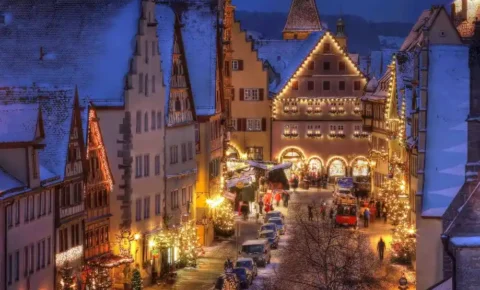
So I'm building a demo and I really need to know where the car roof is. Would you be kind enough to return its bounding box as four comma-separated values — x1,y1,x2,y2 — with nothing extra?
236,257,253,262
261,223,276,226
268,217,283,221
242,239,268,246
259,230,275,234
267,211,281,214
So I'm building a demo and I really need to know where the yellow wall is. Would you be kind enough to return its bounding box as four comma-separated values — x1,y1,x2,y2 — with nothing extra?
230,21,271,160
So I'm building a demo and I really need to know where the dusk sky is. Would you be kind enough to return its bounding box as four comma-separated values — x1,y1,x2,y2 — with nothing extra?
232,0,452,23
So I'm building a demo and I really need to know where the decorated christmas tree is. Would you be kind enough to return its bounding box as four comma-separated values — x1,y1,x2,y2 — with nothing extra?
213,199,235,237
131,268,143,290
95,267,112,290
59,263,75,290
379,154,416,264
178,220,201,267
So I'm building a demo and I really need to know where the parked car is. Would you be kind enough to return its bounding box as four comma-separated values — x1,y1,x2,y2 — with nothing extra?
239,239,271,267
259,223,278,234
232,267,252,289
268,217,286,235
213,273,240,290
264,211,284,223
258,229,279,249
235,257,258,277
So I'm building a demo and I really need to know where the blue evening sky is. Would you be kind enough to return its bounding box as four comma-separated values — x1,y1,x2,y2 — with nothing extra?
232,0,452,23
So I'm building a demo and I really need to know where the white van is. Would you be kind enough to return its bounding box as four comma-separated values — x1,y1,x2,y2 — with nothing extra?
239,239,271,267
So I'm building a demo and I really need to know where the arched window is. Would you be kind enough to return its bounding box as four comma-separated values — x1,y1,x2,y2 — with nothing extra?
329,160,346,177
151,111,156,130
352,159,369,176
175,98,182,112
308,158,322,174
144,112,149,132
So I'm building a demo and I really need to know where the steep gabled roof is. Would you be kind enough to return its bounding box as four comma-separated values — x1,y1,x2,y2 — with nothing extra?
0,103,41,143
176,2,218,116
283,0,322,32
422,45,470,217
0,86,76,180
0,166,25,194
268,31,366,96
254,39,305,77
0,0,140,106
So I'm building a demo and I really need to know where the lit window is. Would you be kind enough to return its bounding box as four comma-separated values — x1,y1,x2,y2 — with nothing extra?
291,101,298,113
283,101,290,113
306,125,314,137
291,125,298,136
329,125,336,137
314,102,321,114
314,125,321,137
283,125,290,136
330,102,337,114
338,102,345,113
246,119,261,131
306,101,313,114
232,60,239,71
338,125,345,136
244,89,260,101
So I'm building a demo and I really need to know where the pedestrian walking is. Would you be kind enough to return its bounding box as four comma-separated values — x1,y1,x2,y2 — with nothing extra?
376,200,381,218
377,238,386,261
363,208,370,228
329,207,334,223
320,203,326,220
292,176,299,193
283,192,290,207
307,204,313,221
274,191,282,207
258,199,264,215
383,206,388,223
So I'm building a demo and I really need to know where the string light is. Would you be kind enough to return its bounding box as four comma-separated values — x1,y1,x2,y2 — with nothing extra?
56,245,84,266
88,109,114,192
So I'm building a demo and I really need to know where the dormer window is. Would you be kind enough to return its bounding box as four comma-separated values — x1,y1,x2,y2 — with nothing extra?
292,80,299,90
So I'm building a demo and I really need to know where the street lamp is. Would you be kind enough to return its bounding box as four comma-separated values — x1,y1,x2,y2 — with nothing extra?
202,216,209,247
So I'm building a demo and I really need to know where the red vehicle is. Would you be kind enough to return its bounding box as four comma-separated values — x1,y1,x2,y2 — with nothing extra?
335,203,358,228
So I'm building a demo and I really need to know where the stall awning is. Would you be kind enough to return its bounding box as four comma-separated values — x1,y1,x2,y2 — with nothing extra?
247,160,292,171
87,253,133,268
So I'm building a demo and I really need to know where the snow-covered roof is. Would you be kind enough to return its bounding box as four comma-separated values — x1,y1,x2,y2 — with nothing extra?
268,32,326,94
422,45,470,217
179,2,218,116
378,36,405,50
156,4,176,118
362,64,394,102
0,103,40,143
283,0,322,32
369,50,397,80
450,236,480,247
0,87,76,180
400,8,441,51
429,278,452,290
365,77,378,93
396,52,415,116
0,166,25,194
254,39,305,78
0,0,140,106
236,257,254,262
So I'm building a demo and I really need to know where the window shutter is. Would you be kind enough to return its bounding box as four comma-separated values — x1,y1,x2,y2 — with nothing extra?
259,89,264,101
231,88,235,100
241,118,247,131
239,89,244,101
262,118,267,131
238,60,244,71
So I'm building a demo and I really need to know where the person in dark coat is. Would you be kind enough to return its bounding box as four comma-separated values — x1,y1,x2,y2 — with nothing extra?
376,200,381,218
283,192,290,207
377,238,386,261
307,204,313,221
363,208,370,228
258,199,264,215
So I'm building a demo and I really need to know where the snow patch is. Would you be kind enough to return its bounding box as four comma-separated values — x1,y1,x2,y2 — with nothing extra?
422,207,447,217
429,186,462,198
439,164,465,176
451,236,480,247
449,122,467,131
443,143,467,153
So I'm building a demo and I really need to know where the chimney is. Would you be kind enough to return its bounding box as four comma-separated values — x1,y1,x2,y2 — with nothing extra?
451,2,456,23
39,46,44,61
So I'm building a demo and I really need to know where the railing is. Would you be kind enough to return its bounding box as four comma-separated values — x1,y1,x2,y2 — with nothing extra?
60,203,84,219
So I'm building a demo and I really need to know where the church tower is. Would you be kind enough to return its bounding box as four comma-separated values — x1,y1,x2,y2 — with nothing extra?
335,17,347,50
283,0,322,40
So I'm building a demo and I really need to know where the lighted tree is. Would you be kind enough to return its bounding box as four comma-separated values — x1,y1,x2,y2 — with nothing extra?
213,200,235,237
178,220,201,267
131,268,143,290
58,263,75,290
95,267,113,290
379,155,416,264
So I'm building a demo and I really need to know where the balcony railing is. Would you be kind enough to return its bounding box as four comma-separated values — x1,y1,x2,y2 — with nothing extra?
60,203,84,219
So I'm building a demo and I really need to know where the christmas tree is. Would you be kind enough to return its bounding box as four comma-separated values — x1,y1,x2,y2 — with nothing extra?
95,267,113,290
131,268,143,290
379,155,416,264
59,263,75,290
178,220,201,267
213,199,235,237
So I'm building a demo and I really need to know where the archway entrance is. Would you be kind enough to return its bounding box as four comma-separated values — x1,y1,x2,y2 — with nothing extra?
308,157,323,175
279,147,306,178
352,158,369,177
328,159,347,178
